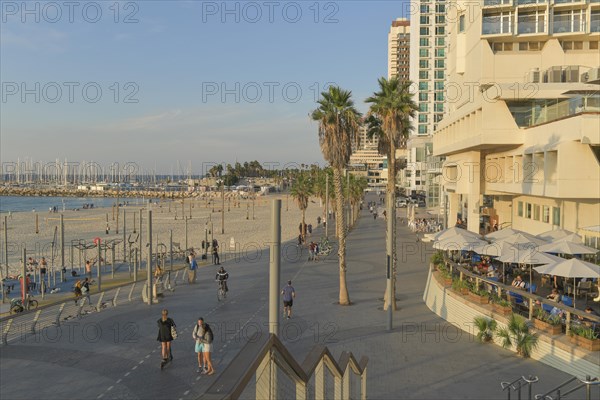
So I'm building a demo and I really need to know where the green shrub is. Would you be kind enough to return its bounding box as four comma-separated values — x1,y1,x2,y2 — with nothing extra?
496,314,539,358
491,294,511,308
570,325,599,340
474,316,497,343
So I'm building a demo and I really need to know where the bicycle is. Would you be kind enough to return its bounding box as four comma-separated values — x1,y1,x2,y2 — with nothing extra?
10,295,39,314
216,280,227,302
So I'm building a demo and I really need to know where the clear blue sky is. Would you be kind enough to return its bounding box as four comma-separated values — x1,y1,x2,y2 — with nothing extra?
1,0,410,173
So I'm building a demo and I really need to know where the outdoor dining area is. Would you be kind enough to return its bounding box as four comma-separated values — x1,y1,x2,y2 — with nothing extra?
429,226,600,349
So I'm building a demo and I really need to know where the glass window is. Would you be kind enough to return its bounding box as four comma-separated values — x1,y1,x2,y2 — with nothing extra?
419,82,429,91
525,203,532,219
459,15,465,32
419,71,429,79
591,10,600,33
435,48,445,57
434,103,443,112
435,26,445,35
419,103,428,112
436,15,445,24
418,114,428,123
420,5,429,13
419,92,428,101
553,10,586,34
542,206,550,223
434,81,444,90
418,125,428,135
420,16,430,25
420,48,429,57
552,207,560,226
420,27,429,36
533,204,540,221
517,201,523,217
419,60,429,68
435,59,445,68
435,70,444,79
436,37,445,46
434,92,444,101
420,38,429,46
436,4,445,14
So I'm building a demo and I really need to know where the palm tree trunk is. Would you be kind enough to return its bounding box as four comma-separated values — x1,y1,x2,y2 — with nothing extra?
384,148,397,311
333,168,350,305
301,208,306,242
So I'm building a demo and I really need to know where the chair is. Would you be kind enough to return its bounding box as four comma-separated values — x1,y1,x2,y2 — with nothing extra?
577,281,592,298
561,295,574,308
542,303,554,314
528,284,537,295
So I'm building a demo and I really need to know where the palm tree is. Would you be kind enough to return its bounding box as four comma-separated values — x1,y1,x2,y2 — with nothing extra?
496,314,539,358
311,86,362,306
366,77,417,311
289,172,314,242
474,316,497,343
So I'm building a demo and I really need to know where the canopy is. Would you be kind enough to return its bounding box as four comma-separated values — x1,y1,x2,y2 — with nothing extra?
537,241,598,255
472,242,515,257
496,245,564,265
553,233,584,244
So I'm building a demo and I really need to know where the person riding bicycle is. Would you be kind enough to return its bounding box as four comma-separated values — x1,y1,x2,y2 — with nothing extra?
215,266,229,292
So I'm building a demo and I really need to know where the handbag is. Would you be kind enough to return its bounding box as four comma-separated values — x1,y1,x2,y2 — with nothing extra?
170,324,178,340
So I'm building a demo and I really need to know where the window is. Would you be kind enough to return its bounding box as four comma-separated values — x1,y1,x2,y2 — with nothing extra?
482,11,513,35
420,38,429,46
434,103,443,112
420,27,430,35
526,203,532,219
435,48,445,57
416,147,426,161
435,26,445,35
420,4,429,13
418,114,428,123
419,71,429,79
552,207,560,226
418,125,428,135
434,92,444,101
436,37,445,46
553,10,586,34
419,82,429,91
590,41,599,50
436,4,445,14
518,11,545,35
420,16,430,25
419,103,428,112
419,93,428,101
436,15,445,25
592,10,600,33
459,15,465,33
435,59,445,68
533,204,540,221
434,81,444,90
517,201,523,217
542,206,550,223
434,113,444,123
420,48,429,57
435,70,445,79
419,60,429,68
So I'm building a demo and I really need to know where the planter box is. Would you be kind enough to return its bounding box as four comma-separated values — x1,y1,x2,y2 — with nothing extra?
443,277,453,286
569,335,600,351
460,288,470,295
492,303,512,316
533,319,562,336
469,293,489,304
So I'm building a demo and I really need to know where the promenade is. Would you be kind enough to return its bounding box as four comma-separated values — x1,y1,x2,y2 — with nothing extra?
0,194,582,399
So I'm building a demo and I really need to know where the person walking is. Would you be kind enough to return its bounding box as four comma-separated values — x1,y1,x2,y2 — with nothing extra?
192,317,205,373
281,280,296,319
157,309,176,368
81,277,92,305
73,280,82,304
188,251,197,284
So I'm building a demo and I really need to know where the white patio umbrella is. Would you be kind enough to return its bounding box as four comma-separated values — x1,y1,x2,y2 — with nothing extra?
486,228,526,241
433,234,488,251
538,240,598,256
431,226,482,242
495,232,548,247
534,258,600,308
496,245,564,289
554,233,584,244
537,228,576,242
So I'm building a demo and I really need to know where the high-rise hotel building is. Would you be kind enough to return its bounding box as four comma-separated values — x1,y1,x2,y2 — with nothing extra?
434,0,600,247
388,18,411,81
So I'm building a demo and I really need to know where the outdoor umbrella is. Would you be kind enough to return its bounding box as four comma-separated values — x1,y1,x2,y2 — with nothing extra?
486,228,525,241
553,233,584,244
538,241,598,256
534,258,600,308
431,226,482,242
433,234,488,251
495,232,548,247
537,228,576,242
496,245,563,289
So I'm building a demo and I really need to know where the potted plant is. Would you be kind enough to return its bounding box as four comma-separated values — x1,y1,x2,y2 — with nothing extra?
430,251,444,271
496,314,539,358
569,325,600,351
469,287,490,304
491,295,512,316
452,278,470,295
438,264,453,286
474,316,497,343
532,309,563,336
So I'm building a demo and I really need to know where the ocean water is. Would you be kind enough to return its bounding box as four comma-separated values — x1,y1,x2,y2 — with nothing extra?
0,196,149,213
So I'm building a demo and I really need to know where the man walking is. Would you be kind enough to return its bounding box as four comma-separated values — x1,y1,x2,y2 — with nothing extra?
81,277,92,305
281,280,296,319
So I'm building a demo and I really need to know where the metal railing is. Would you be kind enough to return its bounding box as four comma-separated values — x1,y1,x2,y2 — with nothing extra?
535,376,600,400
502,375,539,400
200,333,368,400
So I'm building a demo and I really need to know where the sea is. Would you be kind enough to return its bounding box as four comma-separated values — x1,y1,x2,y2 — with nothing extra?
0,196,149,213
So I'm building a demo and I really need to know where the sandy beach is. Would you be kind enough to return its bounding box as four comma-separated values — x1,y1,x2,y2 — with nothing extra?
0,194,325,276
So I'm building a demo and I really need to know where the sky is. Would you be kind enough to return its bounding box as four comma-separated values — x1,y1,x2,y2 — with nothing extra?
1,0,411,174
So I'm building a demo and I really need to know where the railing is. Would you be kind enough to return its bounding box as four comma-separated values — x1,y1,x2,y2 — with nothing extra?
535,375,600,400
441,259,600,335
502,375,539,400
200,333,368,400
0,267,188,346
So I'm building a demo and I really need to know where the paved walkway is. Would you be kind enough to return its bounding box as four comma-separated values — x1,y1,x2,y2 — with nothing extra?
0,194,586,399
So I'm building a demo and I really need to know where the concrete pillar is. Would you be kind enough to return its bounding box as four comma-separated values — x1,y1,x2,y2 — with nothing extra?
147,210,153,305
449,193,459,227
60,214,65,283
269,200,281,336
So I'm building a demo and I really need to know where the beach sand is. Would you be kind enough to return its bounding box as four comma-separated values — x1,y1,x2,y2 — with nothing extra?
0,194,325,276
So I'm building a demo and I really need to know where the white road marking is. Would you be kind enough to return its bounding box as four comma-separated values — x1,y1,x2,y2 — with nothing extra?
132,365,138,370
107,386,114,392
184,390,190,395
124,372,130,377
97,394,104,399
116,379,122,384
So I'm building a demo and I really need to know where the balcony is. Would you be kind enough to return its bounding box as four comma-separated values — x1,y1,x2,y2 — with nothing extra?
517,17,547,34
553,15,586,33
516,0,547,5
506,95,600,128
484,0,513,7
